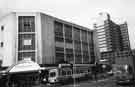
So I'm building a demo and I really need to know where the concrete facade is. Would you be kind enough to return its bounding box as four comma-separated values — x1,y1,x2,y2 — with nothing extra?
0,12,17,66
0,11,96,66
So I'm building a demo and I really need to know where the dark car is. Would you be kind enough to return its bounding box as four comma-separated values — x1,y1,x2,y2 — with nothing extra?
115,76,134,86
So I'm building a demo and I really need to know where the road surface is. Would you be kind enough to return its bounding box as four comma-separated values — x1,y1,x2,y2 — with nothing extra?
32,76,134,87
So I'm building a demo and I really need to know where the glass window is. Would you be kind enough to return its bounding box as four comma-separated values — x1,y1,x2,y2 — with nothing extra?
18,16,35,32
98,40,107,45
55,47,64,53
1,26,4,31
99,47,108,52
98,34,106,39
23,39,32,45
18,52,35,61
55,42,64,48
23,57,31,60
0,42,3,47
73,27,80,41
64,24,72,39
54,21,63,37
97,29,105,33
67,70,72,75
50,72,56,77
62,70,66,75
97,31,105,36
99,44,107,48
18,34,35,51
98,38,106,41
81,30,87,42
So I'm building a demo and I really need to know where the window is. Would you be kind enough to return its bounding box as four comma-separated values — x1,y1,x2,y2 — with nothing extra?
23,39,32,45
81,30,87,41
97,31,105,36
18,16,35,32
98,40,107,45
1,26,4,31
23,57,31,60
23,17,33,29
98,34,106,39
73,27,80,41
54,21,63,37
99,44,107,48
64,24,72,39
67,71,72,75
0,42,3,47
49,72,56,77
97,29,105,33
98,38,106,41
62,70,66,76
55,47,64,53
18,52,35,61
100,47,108,52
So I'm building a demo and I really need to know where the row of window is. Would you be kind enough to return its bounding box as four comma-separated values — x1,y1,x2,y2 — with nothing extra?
55,50,90,56
55,52,92,64
55,36,93,45
55,41,94,50
55,46,93,53
54,21,93,43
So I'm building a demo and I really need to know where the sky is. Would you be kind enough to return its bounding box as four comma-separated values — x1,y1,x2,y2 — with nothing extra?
0,0,135,49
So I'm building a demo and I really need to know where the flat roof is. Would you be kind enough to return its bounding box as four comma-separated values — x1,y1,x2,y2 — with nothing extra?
11,11,92,31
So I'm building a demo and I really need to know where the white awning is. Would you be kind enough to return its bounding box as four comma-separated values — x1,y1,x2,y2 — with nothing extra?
7,60,41,73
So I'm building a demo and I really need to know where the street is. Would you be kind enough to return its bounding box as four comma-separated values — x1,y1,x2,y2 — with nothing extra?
32,77,135,87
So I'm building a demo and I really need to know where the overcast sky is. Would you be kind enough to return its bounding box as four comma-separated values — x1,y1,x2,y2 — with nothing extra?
0,0,135,49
